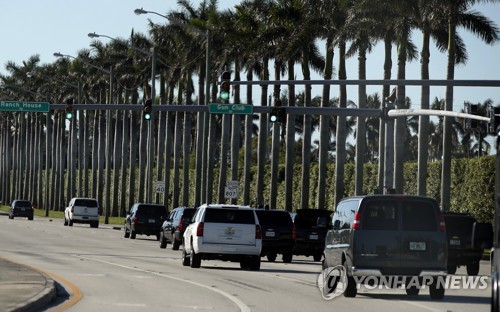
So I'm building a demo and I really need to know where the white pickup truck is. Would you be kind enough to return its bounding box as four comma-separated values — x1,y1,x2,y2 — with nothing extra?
64,197,100,228
182,204,262,270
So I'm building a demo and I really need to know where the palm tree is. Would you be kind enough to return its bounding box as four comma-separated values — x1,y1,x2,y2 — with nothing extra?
440,0,499,211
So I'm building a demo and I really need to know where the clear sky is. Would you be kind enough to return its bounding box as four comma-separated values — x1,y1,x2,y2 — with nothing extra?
2,0,500,145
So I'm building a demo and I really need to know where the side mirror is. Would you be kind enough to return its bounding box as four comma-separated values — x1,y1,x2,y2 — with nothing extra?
333,220,341,230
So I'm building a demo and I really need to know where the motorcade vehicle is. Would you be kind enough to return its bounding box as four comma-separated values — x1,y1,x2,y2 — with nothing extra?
159,206,196,250
255,208,295,263
292,208,332,261
443,212,492,275
182,204,262,270
64,197,100,228
9,200,34,220
124,203,168,240
323,195,447,299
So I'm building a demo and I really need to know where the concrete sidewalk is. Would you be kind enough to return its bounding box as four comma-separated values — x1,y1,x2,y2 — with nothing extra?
0,257,56,312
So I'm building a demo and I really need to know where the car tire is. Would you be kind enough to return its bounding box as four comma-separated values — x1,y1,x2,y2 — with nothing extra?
429,278,445,300
447,265,457,274
282,253,293,263
28,216,33,221
267,253,277,262
130,230,136,239
249,256,261,271
9,215,14,219
405,286,420,296
313,253,322,262
190,249,201,268
156,233,161,241
64,218,68,226
492,272,500,312
69,219,73,227
467,261,480,276
240,259,250,270
172,239,181,251
343,264,357,298
159,233,167,249
182,248,190,266
124,228,130,238
90,222,99,228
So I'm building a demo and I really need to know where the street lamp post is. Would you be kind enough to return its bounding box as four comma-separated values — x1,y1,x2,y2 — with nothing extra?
88,32,157,203
134,8,211,205
54,52,113,224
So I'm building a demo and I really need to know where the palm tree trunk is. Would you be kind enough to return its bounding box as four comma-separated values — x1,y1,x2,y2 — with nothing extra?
418,28,431,196
257,57,269,206
378,36,392,192
231,60,242,205
355,49,367,196
300,53,312,209
243,70,253,205
270,62,281,209
394,34,408,194
285,59,296,211
335,41,347,206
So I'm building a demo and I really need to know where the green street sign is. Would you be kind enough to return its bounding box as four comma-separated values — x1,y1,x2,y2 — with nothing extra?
0,101,50,113
209,103,253,115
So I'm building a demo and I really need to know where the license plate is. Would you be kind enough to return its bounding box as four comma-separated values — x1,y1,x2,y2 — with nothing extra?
409,242,426,251
266,231,275,237
450,239,461,246
21,208,25,211
149,219,156,223
309,234,319,240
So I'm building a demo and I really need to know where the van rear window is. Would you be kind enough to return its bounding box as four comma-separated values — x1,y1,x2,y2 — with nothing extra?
74,199,98,207
362,201,398,230
402,201,437,231
204,209,255,224
137,205,168,217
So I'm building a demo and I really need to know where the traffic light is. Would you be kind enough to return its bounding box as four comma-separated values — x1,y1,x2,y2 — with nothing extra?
220,71,230,101
464,102,479,130
143,99,152,120
65,97,74,120
269,98,286,123
488,105,500,134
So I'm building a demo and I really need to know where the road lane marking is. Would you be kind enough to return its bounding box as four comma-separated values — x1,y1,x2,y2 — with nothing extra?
76,255,251,312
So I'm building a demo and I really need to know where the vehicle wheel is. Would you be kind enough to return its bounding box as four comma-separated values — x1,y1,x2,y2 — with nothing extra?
282,253,293,263
267,253,277,262
124,228,130,238
447,265,457,274
429,278,445,300
172,239,181,251
343,263,357,298
159,233,167,249
156,233,161,241
313,253,322,262
190,249,201,268
492,272,500,312
9,215,14,219
69,219,73,226
64,218,68,226
405,286,420,296
249,256,261,271
28,216,33,221
240,259,250,270
182,248,190,266
467,261,480,276
130,230,136,239
90,222,98,228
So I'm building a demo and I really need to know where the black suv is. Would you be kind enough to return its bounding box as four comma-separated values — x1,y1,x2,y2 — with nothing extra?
124,203,168,240
9,200,34,220
292,208,331,261
255,209,295,263
443,212,492,275
160,207,196,250
323,195,447,299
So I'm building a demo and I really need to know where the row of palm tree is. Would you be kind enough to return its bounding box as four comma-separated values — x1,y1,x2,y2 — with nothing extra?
0,0,498,216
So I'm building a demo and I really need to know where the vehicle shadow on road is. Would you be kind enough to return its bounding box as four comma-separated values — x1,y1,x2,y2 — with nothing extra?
202,265,319,275
360,292,489,304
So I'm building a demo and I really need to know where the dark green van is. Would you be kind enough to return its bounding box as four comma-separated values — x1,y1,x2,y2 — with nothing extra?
323,195,447,299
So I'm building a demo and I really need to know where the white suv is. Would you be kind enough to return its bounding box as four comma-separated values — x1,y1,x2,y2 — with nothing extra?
64,197,100,228
182,204,262,270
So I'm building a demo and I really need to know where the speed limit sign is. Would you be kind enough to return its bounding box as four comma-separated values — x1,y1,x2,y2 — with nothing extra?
156,181,165,193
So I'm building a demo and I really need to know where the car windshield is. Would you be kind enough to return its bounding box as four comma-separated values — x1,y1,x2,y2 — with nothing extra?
14,201,32,207
138,205,167,217
74,199,98,207
204,208,255,224
256,211,292,227
294,210,331,227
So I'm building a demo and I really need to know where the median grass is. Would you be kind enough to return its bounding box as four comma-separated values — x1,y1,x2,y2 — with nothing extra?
1,205,124,225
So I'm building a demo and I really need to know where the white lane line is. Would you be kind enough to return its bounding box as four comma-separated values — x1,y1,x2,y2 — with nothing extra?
75,255,251,312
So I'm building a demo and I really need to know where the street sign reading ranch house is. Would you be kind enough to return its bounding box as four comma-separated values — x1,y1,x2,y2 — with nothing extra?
209,103,253,115
0,101,50,113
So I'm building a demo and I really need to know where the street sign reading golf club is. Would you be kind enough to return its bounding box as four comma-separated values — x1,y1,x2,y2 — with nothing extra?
0,101,50,113
209,103,253,115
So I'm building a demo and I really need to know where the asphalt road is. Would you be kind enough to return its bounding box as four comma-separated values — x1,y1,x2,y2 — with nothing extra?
0,214,492,312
